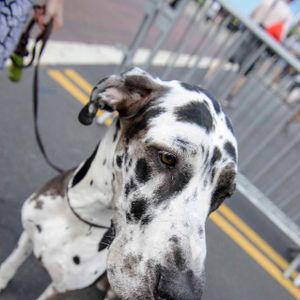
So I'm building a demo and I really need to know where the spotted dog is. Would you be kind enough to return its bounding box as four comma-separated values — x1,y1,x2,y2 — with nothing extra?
0,68,237,300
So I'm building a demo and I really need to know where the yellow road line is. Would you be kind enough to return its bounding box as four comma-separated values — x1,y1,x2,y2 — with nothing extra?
48,69,88,106
64,68,93,93
210,212,300,299
219,204,298,279
48,69,114,127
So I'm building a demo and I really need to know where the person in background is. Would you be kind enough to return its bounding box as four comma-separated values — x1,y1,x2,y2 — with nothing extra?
0,0,64,69
224,0,294,107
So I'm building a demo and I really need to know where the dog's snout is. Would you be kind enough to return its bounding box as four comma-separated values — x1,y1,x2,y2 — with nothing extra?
155,268,203,300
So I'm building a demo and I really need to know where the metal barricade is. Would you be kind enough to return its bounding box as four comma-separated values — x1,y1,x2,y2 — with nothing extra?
120,0,300,283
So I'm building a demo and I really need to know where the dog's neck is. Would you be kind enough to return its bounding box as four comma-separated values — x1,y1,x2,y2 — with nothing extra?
67,119,120,227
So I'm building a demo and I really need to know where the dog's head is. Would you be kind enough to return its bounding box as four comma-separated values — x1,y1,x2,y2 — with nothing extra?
87,68,237,299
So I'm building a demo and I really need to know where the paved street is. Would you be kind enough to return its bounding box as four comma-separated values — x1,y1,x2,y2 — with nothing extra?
1,0,300,299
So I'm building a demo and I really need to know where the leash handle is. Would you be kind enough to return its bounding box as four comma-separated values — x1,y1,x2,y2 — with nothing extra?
10,6,45,69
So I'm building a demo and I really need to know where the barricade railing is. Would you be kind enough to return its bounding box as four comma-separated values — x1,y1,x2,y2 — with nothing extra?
120,0,300,283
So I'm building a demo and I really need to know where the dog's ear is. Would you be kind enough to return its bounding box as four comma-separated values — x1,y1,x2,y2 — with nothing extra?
209,163,237,214
91,68,165,118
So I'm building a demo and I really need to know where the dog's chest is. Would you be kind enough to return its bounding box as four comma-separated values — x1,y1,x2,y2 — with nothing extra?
22,193,108,291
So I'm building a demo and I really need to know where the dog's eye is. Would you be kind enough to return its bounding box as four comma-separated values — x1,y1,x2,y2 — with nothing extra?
159,151,177,167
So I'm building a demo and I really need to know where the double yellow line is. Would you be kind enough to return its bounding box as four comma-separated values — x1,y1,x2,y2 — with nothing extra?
213,207,300,299
48,68,114,127
48,68,300,299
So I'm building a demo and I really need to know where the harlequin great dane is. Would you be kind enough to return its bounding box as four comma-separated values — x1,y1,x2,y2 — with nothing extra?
0,68,237,300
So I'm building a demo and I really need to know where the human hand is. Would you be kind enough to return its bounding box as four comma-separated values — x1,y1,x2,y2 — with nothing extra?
34,0,64,32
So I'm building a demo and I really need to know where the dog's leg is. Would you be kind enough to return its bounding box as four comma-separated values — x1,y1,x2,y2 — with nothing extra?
0,231,32,291
36,283,58,300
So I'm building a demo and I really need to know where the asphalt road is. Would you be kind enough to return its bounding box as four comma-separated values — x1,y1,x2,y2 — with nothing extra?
0,65,298,300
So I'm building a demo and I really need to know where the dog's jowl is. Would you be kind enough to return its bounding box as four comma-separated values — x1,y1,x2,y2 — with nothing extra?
0,68,237,300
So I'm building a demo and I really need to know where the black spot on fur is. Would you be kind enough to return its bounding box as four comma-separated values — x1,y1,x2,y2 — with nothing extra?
90,180,93,186
180,82,201,93
125,177,137,197
72,143,99,187
208,94,221,114
126,212,132,223
201,145,204,155
224,141,237,162
123,254,139,276
175,101,213,133
102,159,107,166
169,236,179,244
174,138,190,151
98,222,116,251
211,147,222,166
124,152,128,164
73,256,80,265
175,138,189,146
130,198,149,222
34,200,43,209
116,155,123,168
204,150,209,165
180,82,221,114
198,227,204,236
113,119,121,142
125,101,166,140
141,214,153,225
172,245,186,271
154,165,193,204
128,158,133,167
135,158,152,183
225,116,234,134
36,224,42,233
137,254,143,262
211,167,216,184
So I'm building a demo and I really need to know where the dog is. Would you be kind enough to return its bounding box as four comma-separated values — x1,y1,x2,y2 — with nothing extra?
0,67,237,300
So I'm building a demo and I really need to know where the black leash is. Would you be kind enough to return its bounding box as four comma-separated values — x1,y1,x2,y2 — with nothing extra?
10,12,64,173
32,19,64,173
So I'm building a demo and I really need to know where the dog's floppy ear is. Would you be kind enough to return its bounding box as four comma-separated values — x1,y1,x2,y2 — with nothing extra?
209,163,237,214
79,68,165,125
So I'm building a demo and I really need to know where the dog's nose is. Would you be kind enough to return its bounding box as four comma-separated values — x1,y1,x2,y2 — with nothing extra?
156,268,203,300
